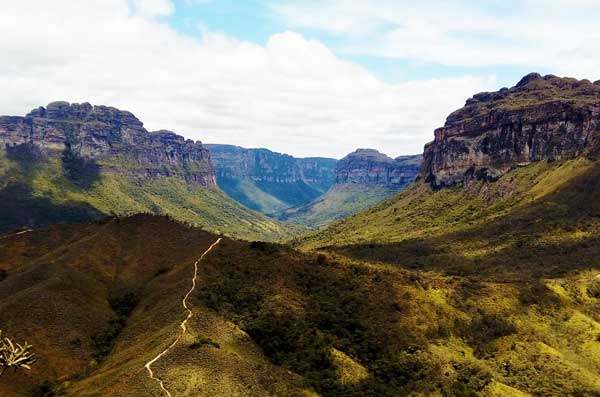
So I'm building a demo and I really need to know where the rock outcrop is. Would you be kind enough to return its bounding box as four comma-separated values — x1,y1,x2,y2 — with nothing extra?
206,144,336,190
335,149,422,188
0,101,215,185
423,73,600,187
205,144,337,212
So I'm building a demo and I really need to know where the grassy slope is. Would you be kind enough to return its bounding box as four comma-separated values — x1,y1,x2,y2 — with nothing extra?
0,216,311,397
3,206,600,395
282,184,398,229
216,177,325,218
289,158,600,395
216,177,290,216
0,148,295,242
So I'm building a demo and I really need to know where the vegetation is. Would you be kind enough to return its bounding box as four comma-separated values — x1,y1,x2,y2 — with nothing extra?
0,330,36,379
4,157,600,395
92,292,139,361
283,184,399,229
0,147,296,241
189,336,220,350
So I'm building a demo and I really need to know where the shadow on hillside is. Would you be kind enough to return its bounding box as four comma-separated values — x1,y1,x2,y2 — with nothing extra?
61,144,102,189
5,142,45,172
196,239,454,396
0,182,104,233
329,161,600,282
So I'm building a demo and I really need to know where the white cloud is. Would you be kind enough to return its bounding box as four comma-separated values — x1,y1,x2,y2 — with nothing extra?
269,0,600,79
131,0,175,17
0,0,494,158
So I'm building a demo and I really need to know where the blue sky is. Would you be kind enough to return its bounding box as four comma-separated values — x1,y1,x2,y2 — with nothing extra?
2,0,599,158
167,0,565,87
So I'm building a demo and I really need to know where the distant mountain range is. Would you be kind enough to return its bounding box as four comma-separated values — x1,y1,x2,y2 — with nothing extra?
205,144,337,216
0,101,422,239
282,149,422,228
207,145,421,228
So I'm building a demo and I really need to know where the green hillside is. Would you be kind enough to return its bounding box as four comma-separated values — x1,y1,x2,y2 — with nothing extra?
290,158,600,396
0,147,294,242
282,184,398,229
206,144,337,217
5,198,600,395
298,157,600,280
216,177,320,216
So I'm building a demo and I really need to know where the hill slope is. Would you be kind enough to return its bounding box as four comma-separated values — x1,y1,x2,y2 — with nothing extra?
5,212,600,396
206,144,337,216
0,102,293,241
283,150,421,228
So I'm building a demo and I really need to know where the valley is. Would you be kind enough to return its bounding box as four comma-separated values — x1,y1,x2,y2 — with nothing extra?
3,73,600,396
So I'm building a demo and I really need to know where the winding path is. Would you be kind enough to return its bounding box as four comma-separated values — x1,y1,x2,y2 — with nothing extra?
0,229,32,241
144,238,222,397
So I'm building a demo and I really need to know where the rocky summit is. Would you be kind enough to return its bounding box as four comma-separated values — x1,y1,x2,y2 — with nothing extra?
281,149,422,228
423,73,600,187
0,101,215,185
336,148,422,188
0,102,297,241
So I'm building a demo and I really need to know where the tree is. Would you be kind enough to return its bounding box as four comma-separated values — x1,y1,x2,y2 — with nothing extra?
0,330,36,379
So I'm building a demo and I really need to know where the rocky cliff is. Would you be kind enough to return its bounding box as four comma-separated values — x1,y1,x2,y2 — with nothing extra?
336,149,422,188
205,144,337,214
282,149,422,228
423,73,600,188
0,101,215,185
206,144,336,189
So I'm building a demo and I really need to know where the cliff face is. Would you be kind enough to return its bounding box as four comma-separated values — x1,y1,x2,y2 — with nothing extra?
335,149,422,188
205,144,337,213
282,149,422,228
423,73,600,188
0,101,215,185
206,144,336,188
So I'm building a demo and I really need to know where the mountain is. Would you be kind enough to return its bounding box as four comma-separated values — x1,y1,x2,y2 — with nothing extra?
0,216,311,396
0,102,293,241
423,72,600,187
296,74,600,396
283,149,422,228
205,144,337,216
0,214,564,397
4,75,600,397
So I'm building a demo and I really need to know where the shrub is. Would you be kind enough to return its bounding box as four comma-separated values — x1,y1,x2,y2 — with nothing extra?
92,292,139,361
587,276,600,298
189,336,220,349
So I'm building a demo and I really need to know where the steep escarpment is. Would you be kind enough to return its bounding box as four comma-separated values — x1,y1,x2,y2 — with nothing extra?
0,102,292,241
423,73,600,187
283,149,421,228
1,101,215,185
206,144,337,215
336,149,421,187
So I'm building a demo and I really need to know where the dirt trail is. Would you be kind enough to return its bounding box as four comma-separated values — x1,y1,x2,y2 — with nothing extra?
0,229,32,240
144,238,222,397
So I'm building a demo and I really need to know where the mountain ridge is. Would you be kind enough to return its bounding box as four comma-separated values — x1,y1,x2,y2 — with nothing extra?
0,102,293,241
423,73,600,188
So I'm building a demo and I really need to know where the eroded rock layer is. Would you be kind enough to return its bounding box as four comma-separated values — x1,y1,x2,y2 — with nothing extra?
423,73,600,187
0,101,215,185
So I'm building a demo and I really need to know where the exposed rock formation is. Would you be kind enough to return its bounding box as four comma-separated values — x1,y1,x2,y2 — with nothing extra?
206,144,336,190
423,73,600,187
335,149,422,188
0,101,215,185
281,149,422,228
205,144,337,212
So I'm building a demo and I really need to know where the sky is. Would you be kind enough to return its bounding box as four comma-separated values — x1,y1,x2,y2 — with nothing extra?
2,1,600,158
